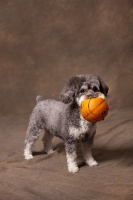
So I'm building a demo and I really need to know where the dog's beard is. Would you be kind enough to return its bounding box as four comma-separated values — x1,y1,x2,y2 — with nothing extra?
76,95,87,106
76,93,105,106
95,92,105,99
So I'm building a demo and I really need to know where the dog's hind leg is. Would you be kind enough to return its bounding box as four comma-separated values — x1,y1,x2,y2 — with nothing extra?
42,129,54,154
24,125,42,160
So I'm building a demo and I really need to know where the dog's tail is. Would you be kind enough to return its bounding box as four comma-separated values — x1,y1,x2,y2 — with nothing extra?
36,95,43,103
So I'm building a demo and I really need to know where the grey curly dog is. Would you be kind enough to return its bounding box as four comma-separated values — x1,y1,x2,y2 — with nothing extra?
24,74,108,173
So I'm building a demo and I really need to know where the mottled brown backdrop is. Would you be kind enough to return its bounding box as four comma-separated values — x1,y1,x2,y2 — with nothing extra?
0,1,133,200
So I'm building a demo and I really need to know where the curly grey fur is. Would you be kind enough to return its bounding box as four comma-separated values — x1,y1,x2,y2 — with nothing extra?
24,74,108,173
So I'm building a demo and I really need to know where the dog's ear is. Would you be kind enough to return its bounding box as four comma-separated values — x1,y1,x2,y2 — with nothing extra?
98,76,109,96
60,88,75,104
60,76,82,104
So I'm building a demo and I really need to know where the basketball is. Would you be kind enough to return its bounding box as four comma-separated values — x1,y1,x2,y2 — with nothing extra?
80,97,109,123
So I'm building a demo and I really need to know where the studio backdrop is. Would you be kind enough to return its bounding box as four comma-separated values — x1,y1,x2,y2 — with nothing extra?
0,1,133,200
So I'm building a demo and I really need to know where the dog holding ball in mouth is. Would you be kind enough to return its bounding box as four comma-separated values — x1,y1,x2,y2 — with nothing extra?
24,74,109,173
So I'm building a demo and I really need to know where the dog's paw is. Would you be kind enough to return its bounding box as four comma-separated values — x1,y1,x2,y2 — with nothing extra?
68,165,79,173
24,154,33,160
86,159,98,167
47,150,55,154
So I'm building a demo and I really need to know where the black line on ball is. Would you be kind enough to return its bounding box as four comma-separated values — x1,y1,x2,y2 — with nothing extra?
87,98,105,116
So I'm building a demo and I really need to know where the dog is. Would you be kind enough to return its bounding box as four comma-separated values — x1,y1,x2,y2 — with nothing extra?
24,74,108,173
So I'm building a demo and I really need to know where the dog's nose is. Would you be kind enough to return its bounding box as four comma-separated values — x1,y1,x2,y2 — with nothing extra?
87,94,93,98
86,92,95,98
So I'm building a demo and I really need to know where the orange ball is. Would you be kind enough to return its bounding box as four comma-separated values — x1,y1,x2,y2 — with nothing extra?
80,97,109,123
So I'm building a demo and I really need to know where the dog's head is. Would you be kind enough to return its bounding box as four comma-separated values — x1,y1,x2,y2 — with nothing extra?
60,74,109,106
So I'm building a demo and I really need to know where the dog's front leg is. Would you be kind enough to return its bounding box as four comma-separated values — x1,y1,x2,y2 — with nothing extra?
81,138,98,167
65,142,79,173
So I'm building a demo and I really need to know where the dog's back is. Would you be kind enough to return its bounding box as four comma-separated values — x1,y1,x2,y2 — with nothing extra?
30,97,66,135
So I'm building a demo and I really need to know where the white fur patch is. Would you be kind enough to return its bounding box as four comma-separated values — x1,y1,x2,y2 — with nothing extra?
24,142,34,160
66,152,79,173
76,95,86,106
98,93,105,99
87,159,98,167
69,115,96,140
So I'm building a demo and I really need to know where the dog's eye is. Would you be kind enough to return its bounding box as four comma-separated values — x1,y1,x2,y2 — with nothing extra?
93,86,98,92
80,89,85,93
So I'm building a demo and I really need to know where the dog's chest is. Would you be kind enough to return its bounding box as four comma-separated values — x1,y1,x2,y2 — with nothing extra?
69,116,96,141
